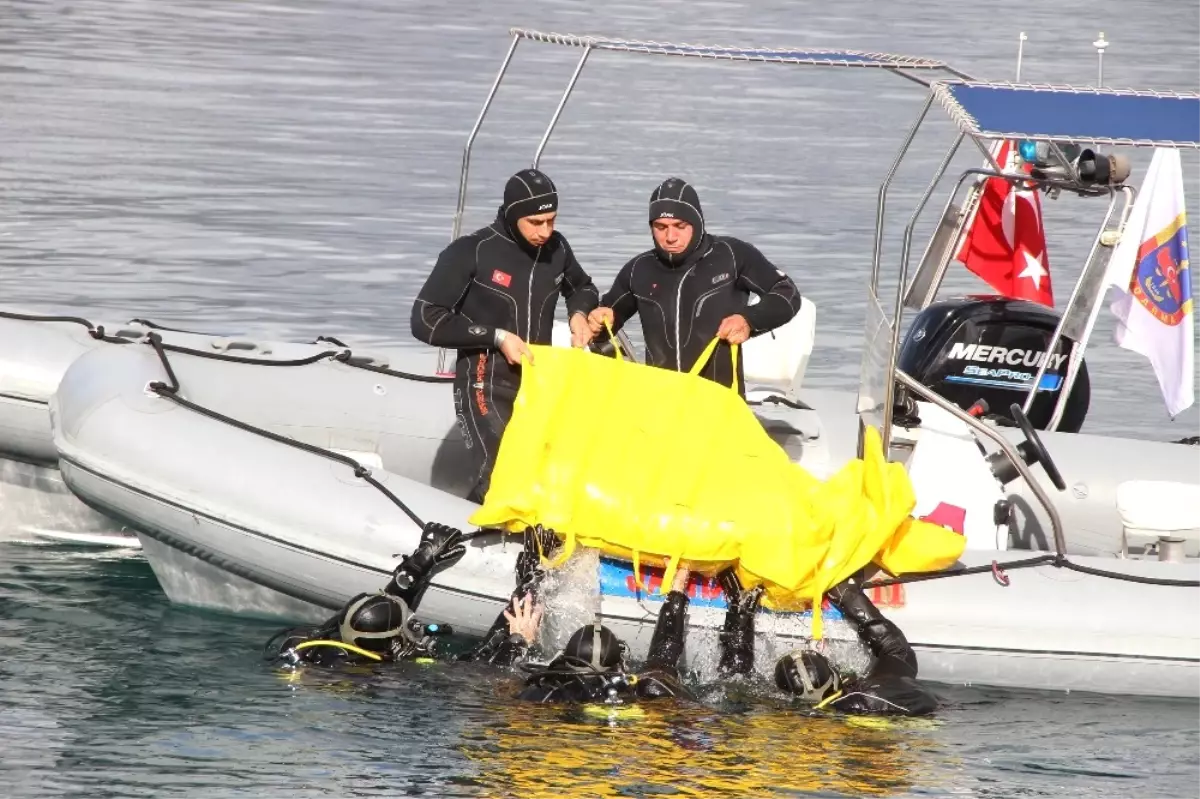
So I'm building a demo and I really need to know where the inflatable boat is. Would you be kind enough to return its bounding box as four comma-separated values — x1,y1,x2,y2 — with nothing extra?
47,331,1200,697
12,29,1200,698
0,311,387,547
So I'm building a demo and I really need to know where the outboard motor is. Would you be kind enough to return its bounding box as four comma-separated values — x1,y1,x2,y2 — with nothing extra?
896,297,1090,432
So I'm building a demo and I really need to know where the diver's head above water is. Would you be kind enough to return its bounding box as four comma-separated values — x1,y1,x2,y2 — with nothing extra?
558,619,627,672
648,177,705,266
774,649,842,704
339,593,414,659
500,168,559,248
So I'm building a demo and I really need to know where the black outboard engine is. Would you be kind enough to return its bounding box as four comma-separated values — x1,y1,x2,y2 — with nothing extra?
896,297,1090,432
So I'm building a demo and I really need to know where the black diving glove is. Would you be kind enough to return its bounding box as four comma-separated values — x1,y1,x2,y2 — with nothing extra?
385,522,467,606
401,522,467,577
514,525,560,599
717,568,765,612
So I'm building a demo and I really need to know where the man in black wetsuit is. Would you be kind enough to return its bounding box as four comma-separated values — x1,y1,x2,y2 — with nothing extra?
717,572,938,716
482,566,696,703
411,169,600,503
587,178,802,392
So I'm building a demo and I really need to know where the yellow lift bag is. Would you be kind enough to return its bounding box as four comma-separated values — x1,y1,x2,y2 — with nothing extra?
469,338,965,636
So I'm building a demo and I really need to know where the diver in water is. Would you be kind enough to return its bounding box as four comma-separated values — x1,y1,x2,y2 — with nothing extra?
410,168,599,504
586,177,802,394
485,564,697,703
267,522,468,666
717,572,938,716
267,523,563,669
460,525,561,665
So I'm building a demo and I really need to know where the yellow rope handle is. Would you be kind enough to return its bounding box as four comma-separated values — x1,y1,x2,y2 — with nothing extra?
687,337,740,394
602,318,623,362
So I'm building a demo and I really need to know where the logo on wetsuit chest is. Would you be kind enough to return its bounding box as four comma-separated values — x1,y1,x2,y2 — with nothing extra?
711,272,731,285
492,270,512,288
468,325,487,337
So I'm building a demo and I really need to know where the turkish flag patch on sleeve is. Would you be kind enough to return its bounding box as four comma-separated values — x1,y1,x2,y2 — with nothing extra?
491,270,512,288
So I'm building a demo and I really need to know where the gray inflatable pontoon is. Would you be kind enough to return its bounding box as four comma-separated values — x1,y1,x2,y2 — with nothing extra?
0,312,379,546
49,336,1200,698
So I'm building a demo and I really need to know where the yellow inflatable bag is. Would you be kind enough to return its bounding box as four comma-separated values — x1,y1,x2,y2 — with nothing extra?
468,338,965,635
874,517,967,576
470,340,775,586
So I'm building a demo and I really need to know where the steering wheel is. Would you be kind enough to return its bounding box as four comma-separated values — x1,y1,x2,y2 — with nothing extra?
1009,403,1067,491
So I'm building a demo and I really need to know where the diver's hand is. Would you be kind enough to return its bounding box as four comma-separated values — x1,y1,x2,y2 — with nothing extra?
496,330,533,366
403,522,466,577
587,307,614,335
716,314,751,345
503,592,543,645
569,313,593,348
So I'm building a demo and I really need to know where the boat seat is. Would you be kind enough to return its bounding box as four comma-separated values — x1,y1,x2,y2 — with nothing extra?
742,296,816,399
1116,480,1200,543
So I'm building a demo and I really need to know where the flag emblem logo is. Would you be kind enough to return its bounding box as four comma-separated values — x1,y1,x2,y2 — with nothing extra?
1131,218,1190,326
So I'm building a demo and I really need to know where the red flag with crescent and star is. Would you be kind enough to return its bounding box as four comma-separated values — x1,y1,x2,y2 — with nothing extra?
954,140,1054,307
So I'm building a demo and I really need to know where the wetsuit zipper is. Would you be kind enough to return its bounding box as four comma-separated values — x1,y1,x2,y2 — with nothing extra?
527,246,540,341
674,264,698,371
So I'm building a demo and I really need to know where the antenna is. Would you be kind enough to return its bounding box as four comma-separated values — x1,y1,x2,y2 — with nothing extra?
1093,32,1109,86
1016,31,1027,81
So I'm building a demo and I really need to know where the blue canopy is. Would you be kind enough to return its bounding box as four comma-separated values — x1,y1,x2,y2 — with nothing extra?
934,81,1200,148
511,28,947,69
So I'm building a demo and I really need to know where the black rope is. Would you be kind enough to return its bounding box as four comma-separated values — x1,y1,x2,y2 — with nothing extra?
749,395,813,411
0,309,133,344
861,555,1055,589
1057,557,1200,587
313,335,348,347
340,358,454,384
0,310,97,328
861,551,1199,589
155,338,343,368
144,333,426,529
145,335,453,384
128,318,221,336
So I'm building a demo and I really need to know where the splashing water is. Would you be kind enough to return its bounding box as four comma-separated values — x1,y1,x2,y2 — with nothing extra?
534,547,602,658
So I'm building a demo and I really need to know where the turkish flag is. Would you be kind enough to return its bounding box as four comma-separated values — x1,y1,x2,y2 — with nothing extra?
955,140,1054,307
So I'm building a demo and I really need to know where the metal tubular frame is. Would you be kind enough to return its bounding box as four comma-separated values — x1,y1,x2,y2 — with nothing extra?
446,30,966,372
1019,188,1119,415
905,134,967,302
452,34,521,241
532,46,593,168
864,69,1200,553
879,163,1120,431
896,370,1067,554
881,131,967,451
870,94,935,293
